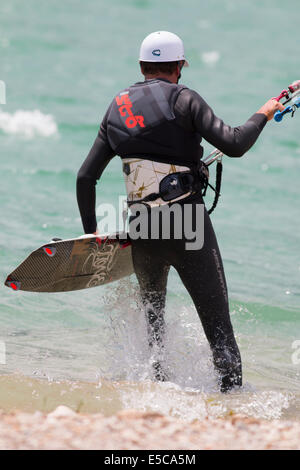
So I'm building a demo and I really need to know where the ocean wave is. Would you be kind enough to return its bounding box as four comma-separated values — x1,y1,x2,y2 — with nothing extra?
0,109,58,138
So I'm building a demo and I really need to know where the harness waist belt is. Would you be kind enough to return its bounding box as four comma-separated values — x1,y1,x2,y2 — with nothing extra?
122,158,207,208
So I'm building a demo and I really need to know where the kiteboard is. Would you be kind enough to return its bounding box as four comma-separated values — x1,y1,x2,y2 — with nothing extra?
5,233,133,293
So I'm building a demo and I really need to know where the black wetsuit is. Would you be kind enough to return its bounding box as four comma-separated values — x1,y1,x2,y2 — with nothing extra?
77,78,267,392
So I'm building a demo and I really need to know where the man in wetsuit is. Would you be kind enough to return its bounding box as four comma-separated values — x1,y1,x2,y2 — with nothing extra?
77,31,284,392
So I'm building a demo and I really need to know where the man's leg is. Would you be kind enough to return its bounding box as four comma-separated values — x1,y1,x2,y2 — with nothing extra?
174,208,242,392
131,238,170,381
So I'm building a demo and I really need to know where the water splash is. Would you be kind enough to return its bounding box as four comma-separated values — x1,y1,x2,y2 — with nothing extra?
91,279,296,422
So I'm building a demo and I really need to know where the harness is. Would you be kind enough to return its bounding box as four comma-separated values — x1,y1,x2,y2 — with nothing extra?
123,150,223,214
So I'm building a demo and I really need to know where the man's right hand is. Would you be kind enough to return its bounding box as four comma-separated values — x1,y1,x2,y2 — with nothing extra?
257,99,285,121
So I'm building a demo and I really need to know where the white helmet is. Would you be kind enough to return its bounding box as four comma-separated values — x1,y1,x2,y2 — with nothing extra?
139,31,189,66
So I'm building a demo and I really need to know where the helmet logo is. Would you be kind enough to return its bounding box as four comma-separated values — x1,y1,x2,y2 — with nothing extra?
152,49,161,56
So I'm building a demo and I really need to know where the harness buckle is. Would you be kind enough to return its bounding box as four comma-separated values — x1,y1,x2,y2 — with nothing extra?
159,172,194,202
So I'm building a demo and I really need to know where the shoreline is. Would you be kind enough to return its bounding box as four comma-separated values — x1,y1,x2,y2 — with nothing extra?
0,406,300,450
0,373,299,423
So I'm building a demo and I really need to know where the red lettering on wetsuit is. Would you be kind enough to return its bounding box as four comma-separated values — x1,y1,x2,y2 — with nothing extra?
115,93,145,129
116,95,131,106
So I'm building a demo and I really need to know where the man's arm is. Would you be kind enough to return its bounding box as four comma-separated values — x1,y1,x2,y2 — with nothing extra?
175,89,283,157
77,110,116,234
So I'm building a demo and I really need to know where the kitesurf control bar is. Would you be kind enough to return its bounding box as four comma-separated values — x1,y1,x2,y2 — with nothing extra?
274,79,300,122
202,148,223,166
274,96,300,122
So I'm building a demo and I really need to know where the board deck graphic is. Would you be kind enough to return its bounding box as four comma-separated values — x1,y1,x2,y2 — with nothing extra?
5,233,134,293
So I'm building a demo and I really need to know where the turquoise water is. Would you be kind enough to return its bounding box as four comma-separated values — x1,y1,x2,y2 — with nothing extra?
0,0,299,420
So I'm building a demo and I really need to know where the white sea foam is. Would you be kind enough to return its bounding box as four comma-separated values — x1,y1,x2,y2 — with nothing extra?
0,108,58,138
0,81,6,104
202,51,220,66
